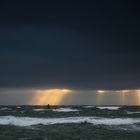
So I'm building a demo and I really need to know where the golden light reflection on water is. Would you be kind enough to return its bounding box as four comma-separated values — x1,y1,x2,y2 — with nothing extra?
30,89,71,105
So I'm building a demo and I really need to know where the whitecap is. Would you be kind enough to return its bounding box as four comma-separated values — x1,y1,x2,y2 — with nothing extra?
0,107,8,110
52,108,79,112
97,106,120,110
17,106,21,109
126,111,140,114
33,109,47,112
0,116,140,127
83,106,95,108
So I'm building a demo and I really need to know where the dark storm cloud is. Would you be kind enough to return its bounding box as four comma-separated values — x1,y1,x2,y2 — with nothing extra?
0,0,140,90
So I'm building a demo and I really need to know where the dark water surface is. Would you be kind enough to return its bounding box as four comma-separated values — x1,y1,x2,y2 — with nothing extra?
0,105,140,140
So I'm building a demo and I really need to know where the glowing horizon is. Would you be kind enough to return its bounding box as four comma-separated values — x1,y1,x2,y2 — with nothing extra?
96,89,140,105
1,88,140,105
30,88,72,105
30,89,140,105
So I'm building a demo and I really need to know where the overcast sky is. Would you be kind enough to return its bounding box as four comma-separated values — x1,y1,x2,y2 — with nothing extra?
0,0,140,105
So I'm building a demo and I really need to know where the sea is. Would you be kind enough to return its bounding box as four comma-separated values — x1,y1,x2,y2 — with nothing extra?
0,105,140,140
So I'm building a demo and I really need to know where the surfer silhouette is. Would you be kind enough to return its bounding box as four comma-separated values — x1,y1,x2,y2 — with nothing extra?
47,104,50,109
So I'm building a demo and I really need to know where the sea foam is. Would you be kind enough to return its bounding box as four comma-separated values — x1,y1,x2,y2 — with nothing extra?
0,116,140,127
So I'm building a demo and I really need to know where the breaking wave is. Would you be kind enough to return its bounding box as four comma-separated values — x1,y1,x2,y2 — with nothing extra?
0,116,140,127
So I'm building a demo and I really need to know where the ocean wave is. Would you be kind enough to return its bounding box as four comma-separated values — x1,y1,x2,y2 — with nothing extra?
52,108,80,112
0,116,140,127
96,106,120,110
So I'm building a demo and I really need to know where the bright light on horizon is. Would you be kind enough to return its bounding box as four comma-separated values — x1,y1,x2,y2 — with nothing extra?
97,90,106,94
96,89,140,105
30,88,72,105
1,88,140,105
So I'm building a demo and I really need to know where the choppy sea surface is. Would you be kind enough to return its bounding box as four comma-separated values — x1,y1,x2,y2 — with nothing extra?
0,105,140,140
